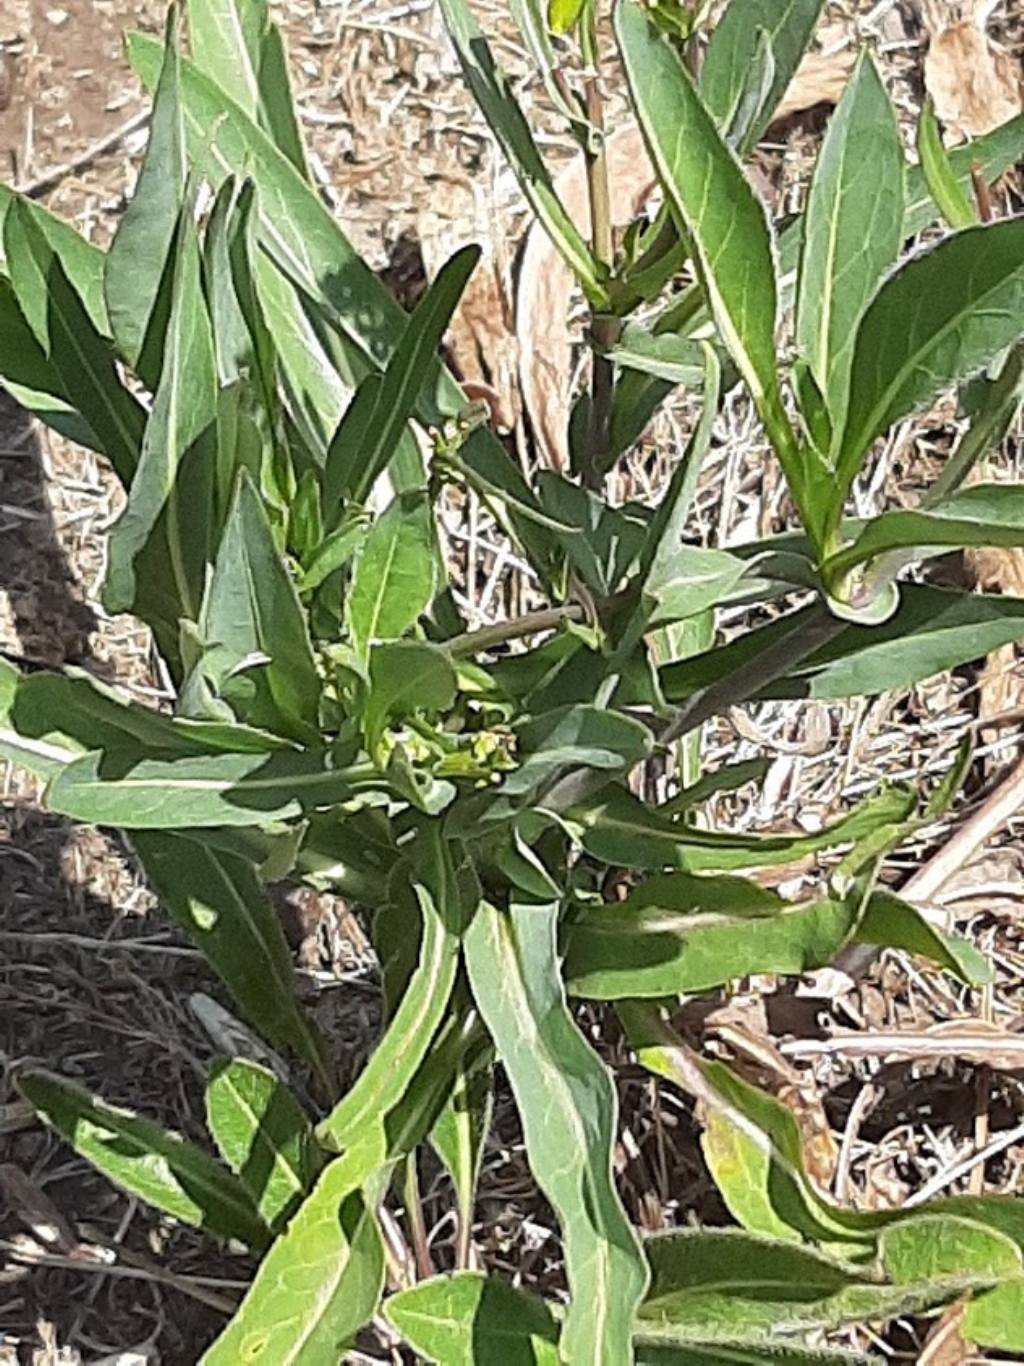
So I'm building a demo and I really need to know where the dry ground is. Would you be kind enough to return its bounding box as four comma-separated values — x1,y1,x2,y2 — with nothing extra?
0,0,1023,1361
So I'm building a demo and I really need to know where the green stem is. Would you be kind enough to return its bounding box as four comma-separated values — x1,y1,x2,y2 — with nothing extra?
582,68,619,487
445,604,585,658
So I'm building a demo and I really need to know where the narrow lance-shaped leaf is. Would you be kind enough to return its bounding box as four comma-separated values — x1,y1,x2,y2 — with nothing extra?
124,32,559,579
206,1059,321,1234
346,491,439,657
17,1068,269,1249
316,824,463,1151
0,276,101,451
464,899,649,1362
202,1171,384,1365
364,641,457,757
45,747,374,830
0,188,110,335
385,1273,560,1365
200,468,321,742
916,98,978,231
105,191,217,618
616,3,806,505
796,52,904,432
700,0,826,152
133,832,331,1090
105,5,187,385
824,483,1024,582
660,585,1024,703
324,245,480,507
636,1224,1005,1347
436,0,604,304
185,0,308,176
3,202,146,485
834,219,1024,512
206,1006,483,1364
429,1053,494,1271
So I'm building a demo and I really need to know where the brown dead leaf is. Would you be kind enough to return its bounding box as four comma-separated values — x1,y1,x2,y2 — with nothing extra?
964,538,1024,733
920,1298,973,1365
923,6,1022,140
771,49,857,124
0,1163,78,1255
418,180,519,434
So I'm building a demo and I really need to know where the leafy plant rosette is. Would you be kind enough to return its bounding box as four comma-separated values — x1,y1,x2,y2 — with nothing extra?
2,0,1023,1359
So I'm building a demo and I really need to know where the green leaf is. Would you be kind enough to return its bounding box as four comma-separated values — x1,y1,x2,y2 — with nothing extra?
0,275,101,450
346,492,438,657
853,890,992,987
636,1225,995,1346
0,660,289,789
796,53,904,431
963,1280,1024,1352
385,1273,560,1364
569,783,913,872
637,1345,876,1365
661,586,1024,702
206,1059,321,1233
133,833,329,1084
836,220,1024,502
916,98,978,231
125,30,558,578
880,1214,1021,1284
548,0,586,36
904,111,1024,237
316,824,463,1151
200,469,321,742
504,704,653,803
507,0,590,129
324,246,479,506
436,0,604,303
364,641,457,755
464,900,648,1362
617,2,805,503
700,0,825,152
202,1172,384,1365
609,328,707,387
3,202,146,485
0,189,110,336
45,748,372,829
297,520,366,593
105,6,186,385
429,1053,493,1269
105,194,217,617
535,474,649,597
17,1068,268,1249
824,483,1024,582
185,0,308,176
566,886,865,999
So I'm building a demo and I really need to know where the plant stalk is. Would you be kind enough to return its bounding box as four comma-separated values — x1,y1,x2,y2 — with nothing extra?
583,72,619,487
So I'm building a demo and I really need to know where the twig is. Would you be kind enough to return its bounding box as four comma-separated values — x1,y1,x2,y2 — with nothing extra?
17,111,149,199
904,1118,1024,1209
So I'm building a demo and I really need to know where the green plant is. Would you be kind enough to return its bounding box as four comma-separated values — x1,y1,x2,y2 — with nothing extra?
1,0,1024,1359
